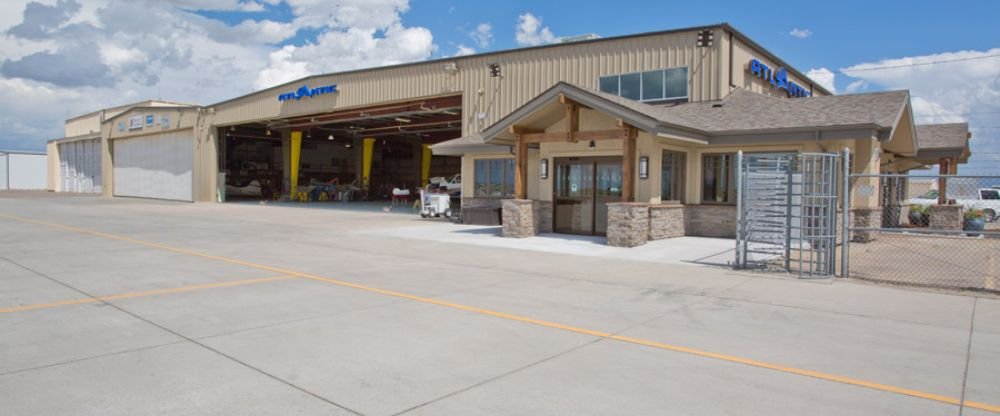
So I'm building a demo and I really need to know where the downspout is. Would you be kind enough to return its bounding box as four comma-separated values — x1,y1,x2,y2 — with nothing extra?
728,31,735,91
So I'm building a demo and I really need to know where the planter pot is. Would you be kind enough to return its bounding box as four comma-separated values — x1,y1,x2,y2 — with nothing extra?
908,211,929,227
964,218,986,237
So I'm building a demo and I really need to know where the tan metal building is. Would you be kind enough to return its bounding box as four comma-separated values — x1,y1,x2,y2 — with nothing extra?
46,22,971,240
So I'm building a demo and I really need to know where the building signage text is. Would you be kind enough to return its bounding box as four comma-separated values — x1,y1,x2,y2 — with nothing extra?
278,84,338,102
128,115,143,130
748,59,811,98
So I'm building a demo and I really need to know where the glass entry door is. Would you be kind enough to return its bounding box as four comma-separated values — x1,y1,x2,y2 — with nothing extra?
554,157,623,236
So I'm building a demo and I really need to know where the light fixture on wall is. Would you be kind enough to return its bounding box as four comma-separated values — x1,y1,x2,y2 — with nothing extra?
345,142,353,149
328,134,335,141
540,158,549,179
266,129,271,136
639,156,649,179
588,140,596,149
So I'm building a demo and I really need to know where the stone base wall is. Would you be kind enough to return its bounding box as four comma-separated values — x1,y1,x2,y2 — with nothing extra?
685,205,738,238
461,197,502,209
607,203,650,248
501,199,537,238
649,205,685,240
851,208,882,242
929,205,962,230
534,200,553,233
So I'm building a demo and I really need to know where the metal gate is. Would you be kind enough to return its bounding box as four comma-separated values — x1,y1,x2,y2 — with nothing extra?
735,151,844,277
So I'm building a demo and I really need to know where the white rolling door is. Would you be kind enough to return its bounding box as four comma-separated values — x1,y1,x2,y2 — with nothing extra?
58,138,102,193
113,131,193,201
0,153,8,190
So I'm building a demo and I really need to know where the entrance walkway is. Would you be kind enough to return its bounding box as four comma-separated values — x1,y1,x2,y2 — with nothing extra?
359,224,737,267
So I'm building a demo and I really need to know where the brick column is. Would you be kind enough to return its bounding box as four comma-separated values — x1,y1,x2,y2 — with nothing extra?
928,205,962,231
607,203,649,247
648,204,685,240
502,199,538,238
850,208,882,243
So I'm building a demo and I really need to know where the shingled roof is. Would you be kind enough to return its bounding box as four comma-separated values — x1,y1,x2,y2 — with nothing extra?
916,123,971,149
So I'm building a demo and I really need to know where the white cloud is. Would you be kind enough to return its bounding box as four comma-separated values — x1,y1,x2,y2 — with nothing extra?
840,48,1000,173
515,12,556,46
0,0,437,151
789,28,812,39
468,22,492,49
453,44,475,57
806,67,836,94
844,79,868,94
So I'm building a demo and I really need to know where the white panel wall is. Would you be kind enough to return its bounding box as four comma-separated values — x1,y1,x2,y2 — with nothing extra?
7,153,47,189
113,131,193,201
58,139,102,193
0,154,8,190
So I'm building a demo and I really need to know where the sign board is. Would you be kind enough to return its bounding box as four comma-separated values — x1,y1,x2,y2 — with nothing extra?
145,115,154,126
128,115,143,130
118,122,126,132
160,115,170,129
748,59,812,98
278,84,338,102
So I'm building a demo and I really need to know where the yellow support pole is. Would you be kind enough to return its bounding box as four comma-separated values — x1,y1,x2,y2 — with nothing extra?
421,144,432,187
362,137,375,190
290,131,302,196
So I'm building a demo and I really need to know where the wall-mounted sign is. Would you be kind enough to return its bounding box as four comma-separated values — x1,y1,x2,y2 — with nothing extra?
748,59,812,98
278,84,338,102
160,115,170,129
128,115,143,130
145,114,154,126
118,121,126,132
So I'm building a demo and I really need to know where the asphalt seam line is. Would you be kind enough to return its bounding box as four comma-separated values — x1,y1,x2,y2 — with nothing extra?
0,252,366,416
2,213,997,414
0,275,295,314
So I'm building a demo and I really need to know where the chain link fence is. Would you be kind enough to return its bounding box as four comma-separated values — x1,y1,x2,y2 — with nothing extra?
847,174,1000,294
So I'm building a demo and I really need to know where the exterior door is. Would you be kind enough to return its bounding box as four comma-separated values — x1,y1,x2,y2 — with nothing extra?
554,156,623,236
113,131,194,202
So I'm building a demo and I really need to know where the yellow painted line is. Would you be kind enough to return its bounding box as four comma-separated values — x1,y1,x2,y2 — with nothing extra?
0,275,294,314
1,213,997,413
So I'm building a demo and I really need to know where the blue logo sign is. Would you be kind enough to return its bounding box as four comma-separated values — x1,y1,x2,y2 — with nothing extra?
118,121,125,132
145,115,154,126
278,84,338,102
749,59,811,98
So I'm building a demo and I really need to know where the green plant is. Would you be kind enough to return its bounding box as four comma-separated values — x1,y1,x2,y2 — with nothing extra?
964,207,984,220
909,204,928,215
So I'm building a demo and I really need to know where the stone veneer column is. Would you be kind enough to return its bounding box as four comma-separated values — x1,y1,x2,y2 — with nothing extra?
928,205,962,231
501,199,538,238
534,200,553,233
648,204,685,240
607,203,649,248
850,208,882,242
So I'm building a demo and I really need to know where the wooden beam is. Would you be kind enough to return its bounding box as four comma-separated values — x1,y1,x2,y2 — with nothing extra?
565,103,579,142
508,126,543,135
514,134,528,199
938,158,948,205
622,126,637,202
521,128,628,143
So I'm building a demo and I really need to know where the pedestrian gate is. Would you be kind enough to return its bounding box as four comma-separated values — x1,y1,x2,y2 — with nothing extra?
735,152,844,277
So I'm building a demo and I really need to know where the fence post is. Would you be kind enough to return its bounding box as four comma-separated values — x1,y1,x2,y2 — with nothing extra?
840,147,851,278
734,151,743,268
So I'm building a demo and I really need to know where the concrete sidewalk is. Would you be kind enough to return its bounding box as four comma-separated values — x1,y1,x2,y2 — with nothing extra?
0,192,997,416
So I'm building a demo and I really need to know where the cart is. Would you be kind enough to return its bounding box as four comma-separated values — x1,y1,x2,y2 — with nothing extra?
419,189,453,218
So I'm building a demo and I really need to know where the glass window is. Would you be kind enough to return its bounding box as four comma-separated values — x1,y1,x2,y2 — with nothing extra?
473,158,516,198
982,189,1000,200
619,73,641,100
661,151,686,202
664,67,688,99
641,70,664,101
702,154,735,204
598,76,619,95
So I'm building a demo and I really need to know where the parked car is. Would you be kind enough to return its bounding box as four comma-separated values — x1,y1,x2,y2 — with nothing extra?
907,188,1000,222
429,174,461,195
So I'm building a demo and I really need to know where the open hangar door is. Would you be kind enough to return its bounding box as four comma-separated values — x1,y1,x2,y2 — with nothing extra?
58,138,102,193
113,130,194,201
219,95,463,202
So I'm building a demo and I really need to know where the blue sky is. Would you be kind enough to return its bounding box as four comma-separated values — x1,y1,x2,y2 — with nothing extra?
0,0,997,173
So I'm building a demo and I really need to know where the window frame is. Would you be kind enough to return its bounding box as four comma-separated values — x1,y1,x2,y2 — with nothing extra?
597,66,689,103
473,158,516,198
701,153,736,205
660,150,687,203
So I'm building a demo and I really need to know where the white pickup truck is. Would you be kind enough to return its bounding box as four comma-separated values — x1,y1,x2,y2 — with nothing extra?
907,188,1000,222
